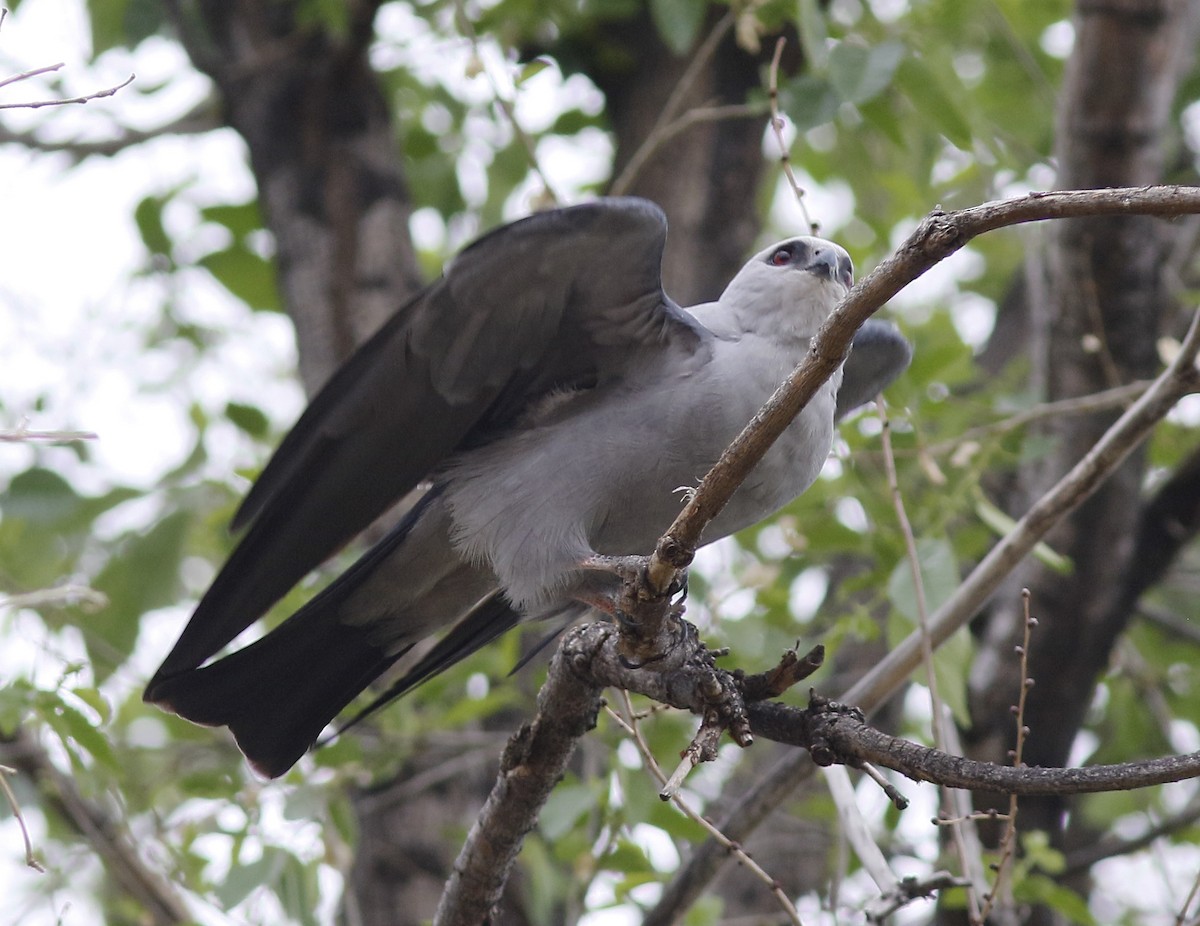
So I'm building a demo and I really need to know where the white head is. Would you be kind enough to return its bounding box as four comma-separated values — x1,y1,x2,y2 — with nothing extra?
718,236,853,339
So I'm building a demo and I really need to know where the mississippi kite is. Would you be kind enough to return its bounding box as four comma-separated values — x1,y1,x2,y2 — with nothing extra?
144,197,911,777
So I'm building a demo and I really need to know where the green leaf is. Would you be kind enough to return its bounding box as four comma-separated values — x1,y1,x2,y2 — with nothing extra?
216,854,274,909
225,402,270,439
38,695,119,772
0,679,35,734
85,510,193,680
895,57,974,149
1,468,83,524
649,0,706,56
516,57,553,85
69,686,112,725
199,245,280,312
134,194,174,263
1015,873,1096,926
540,783,598,840
974,492,1072,573
550,109,602,136
200,200,265,239
796,0,829,70
682,896,725,926
887,537,973,725
886,536,958,622
780,74,841,131
277,852,321,926
90,0,132,55
828,41,905,105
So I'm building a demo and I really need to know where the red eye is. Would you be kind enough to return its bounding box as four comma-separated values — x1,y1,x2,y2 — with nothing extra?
770,247,792,266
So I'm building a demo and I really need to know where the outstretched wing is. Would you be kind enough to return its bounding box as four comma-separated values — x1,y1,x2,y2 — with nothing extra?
148,198,706,686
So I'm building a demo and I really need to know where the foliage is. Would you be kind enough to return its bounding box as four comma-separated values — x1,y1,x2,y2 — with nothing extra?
3,0,1200,924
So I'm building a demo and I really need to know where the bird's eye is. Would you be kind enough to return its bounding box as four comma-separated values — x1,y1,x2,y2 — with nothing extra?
769,246,793,266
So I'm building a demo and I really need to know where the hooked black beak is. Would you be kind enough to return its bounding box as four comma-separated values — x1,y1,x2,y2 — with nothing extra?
809,247,853,290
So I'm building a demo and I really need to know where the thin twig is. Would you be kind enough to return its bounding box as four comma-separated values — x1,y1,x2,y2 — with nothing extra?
607,695,804,926
610,102,762,198
978,590,1036,922
0,425,98,443
0,96,220,161
655,12,736,134
916,380,1150,459
822,764,897,892
0,61,65,90
878,399,940,735
0,586,108,612
453,1,561,206
1061,791,1200,875
0,73,135,110
768,37,816,233
1177,862,1200,926
879,397,985,920
0,764,45,872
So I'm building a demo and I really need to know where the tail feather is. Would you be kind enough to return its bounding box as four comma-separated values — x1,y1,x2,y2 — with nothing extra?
327,592,523,741
147,604,406,779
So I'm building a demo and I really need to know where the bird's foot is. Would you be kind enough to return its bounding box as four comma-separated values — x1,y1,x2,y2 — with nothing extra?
579,554,688,601
579,553,645,584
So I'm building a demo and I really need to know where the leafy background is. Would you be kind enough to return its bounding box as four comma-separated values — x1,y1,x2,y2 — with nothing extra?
3,0,1200,924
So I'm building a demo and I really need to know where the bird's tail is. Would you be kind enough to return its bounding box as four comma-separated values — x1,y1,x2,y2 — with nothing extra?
145,490,522,779
146,600,407,779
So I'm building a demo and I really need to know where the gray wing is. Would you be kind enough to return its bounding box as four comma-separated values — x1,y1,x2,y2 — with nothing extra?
836,319,913,420
149,198,706,684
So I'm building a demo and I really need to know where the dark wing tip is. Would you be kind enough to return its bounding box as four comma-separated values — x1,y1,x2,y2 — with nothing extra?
836,320,913,420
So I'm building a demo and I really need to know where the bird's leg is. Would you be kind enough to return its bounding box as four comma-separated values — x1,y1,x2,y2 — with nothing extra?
577,554,690,667
577,554,645,632
578,553,645,584
578,554,689,599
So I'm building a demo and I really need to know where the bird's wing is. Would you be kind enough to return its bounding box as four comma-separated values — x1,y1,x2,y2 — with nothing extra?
836,319,913,420
149,198,706,683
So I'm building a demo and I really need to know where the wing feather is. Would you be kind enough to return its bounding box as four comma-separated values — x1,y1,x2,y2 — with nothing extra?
149,197,703,681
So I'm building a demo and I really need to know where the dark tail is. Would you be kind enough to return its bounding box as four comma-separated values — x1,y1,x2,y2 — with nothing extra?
146,598,408,779
325,592,525,741
145,489,525,778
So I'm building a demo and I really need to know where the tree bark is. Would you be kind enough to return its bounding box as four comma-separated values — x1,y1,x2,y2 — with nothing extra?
169,0,424,395
965,1,1200,917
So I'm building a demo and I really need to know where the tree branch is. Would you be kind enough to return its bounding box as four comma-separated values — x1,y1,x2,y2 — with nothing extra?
0,731,191,925
616,186,1200,658
0,71,135,110
0,98,221,161
560,622,1200,796
638,185,1200,923
431,642,603,926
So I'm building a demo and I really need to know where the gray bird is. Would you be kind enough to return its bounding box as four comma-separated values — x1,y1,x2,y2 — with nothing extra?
144,197,911,778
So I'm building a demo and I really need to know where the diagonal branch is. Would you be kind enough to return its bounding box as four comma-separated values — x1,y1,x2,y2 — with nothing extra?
432,641,604,926
435,185,1200,925
0,730,191,924
639,185,1200,924
653,186,1200,589
0,97,221,160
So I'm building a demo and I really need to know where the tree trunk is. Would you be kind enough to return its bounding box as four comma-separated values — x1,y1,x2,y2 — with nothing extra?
965,2,1200,920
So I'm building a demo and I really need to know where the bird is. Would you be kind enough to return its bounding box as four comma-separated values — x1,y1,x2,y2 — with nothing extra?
144,197,911,778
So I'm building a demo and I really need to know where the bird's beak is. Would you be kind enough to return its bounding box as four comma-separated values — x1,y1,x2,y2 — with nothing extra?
809,248,853,290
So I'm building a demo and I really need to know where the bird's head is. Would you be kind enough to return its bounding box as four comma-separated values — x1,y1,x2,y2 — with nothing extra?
719,236,853,338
